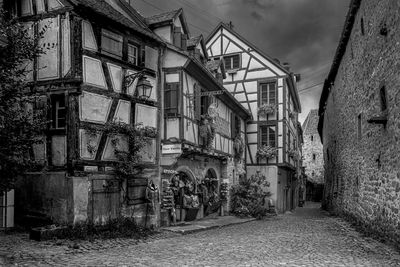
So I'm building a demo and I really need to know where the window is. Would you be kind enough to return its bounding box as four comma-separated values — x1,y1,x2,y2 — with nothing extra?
101,29,123,58
357,113,362,140
311,135,314,141
361,17,365,36
380,86,387,112
51,95,66,129
260,126,276,147
200,95,210,116
223,54,240,70
312,154,316,161
260,82,276,105
127,44,139,65
165,83,179,117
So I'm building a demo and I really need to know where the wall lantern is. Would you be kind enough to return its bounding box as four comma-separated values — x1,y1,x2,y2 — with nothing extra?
124,70,153,99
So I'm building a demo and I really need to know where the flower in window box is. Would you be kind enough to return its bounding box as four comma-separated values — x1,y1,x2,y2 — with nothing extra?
256,145,277,159
257,103,276,116
289,111,297,119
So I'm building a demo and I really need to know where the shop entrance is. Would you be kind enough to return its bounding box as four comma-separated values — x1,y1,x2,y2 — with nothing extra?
170,171,199,222
199,168,221,217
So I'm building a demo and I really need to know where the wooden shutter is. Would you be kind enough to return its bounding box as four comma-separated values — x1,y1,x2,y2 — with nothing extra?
232,55,240,69
165,83,179,117
173,27,182,48
231,112,235,138
181,34,187,50
194,84,201,120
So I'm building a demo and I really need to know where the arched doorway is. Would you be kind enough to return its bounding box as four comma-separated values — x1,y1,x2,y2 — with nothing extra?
199,168,221,217
170,169,199,221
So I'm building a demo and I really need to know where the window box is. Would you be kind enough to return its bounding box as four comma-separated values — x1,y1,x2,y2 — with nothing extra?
256,145,277,159
258,103,276,116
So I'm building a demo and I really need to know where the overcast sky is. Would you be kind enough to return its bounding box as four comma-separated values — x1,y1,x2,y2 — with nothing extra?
132,0,351,123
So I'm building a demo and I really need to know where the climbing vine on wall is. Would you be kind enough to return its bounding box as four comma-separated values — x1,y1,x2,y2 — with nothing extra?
85,122,157,179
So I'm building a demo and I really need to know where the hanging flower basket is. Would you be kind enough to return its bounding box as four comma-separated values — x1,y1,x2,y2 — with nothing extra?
257,103,276,116
256,145,277,159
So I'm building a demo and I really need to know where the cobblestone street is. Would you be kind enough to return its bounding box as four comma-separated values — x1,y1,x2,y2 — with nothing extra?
1,203,400,266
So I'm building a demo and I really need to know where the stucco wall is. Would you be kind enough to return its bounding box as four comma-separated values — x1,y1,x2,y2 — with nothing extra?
322,0,400,242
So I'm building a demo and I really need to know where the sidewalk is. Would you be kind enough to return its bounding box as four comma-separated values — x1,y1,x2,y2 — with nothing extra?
162,215,256,234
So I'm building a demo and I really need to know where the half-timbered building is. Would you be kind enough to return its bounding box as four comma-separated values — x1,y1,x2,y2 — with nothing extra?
7,0,163,226
206,23,302,213
146,10,251,224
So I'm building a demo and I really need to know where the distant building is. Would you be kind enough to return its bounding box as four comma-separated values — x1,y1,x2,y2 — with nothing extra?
206,23,302,213
302,110,324,202
318,0,400,242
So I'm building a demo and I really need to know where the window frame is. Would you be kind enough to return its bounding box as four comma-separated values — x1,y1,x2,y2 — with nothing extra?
223,54,240,70
127,43,139,66
259,81,277,106
260,125,276,148
51,94,66,129
164,82,180,117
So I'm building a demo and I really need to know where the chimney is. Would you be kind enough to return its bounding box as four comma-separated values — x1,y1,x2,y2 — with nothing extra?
282,62,290,72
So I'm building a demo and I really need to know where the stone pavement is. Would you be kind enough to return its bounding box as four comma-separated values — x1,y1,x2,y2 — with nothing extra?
1,202,400,266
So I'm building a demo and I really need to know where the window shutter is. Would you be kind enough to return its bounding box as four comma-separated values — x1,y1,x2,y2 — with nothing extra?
181,34,187,50
194,84,201,120
231,112,236,138
269,127,276,147
144,46,158,70
173,27,182,48
232,55,240,69
140,46,146,67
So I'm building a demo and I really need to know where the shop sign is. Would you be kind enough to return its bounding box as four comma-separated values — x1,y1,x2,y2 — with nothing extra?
214,116,230,136
163,169,179,175
162,143,182,154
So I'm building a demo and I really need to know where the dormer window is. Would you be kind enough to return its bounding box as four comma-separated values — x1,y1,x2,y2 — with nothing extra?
128,43,139,66
224,54,240,70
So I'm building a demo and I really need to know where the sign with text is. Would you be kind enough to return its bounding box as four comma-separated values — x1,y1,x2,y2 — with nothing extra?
161,143,182,154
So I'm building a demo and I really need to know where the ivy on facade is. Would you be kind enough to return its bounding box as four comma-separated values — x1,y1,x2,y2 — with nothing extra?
85,122,157,179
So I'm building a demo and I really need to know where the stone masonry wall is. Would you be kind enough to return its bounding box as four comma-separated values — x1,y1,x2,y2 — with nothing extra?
302,110,324,185
322,0,400,243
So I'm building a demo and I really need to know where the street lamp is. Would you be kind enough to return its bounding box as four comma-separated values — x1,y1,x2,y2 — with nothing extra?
124,70,153,99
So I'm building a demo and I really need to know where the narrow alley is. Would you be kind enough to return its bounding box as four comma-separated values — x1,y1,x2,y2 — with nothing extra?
2,203,400,266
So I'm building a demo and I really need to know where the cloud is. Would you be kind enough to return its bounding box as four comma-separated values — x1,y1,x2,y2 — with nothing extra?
250,11,263,21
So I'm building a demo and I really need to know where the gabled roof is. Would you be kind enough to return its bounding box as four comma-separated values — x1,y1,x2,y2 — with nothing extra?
206,59,226,79
68,0,161,42
146,9,181,25
187,35,208,59
302,109,319,135
206,22,301,113
145,8,190,36
187,35,202,47
206,22,291,76
184,56,251,120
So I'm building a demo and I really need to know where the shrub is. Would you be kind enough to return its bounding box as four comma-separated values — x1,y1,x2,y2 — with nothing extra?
230,171,271,219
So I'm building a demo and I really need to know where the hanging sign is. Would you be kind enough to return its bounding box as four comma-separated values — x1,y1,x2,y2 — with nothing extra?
161,143,182,154
200,90,224,96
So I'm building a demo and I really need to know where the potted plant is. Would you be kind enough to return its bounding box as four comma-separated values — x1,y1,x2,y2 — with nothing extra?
256,145,277,159
257,103,276,116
